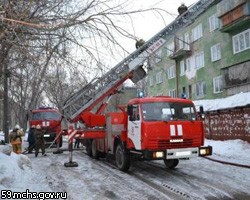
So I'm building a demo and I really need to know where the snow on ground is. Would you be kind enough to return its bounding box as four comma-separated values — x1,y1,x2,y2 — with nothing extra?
0,138,249,197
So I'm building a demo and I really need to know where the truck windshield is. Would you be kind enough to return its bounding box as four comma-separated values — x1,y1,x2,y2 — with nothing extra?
141,102,196,121
32,112,61,120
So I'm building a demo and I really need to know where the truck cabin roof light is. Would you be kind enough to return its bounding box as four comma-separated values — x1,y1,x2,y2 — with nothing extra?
138,91,144,98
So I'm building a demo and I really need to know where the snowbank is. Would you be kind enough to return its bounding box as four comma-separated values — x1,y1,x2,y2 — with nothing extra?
194,92,250,112
0,152,51,192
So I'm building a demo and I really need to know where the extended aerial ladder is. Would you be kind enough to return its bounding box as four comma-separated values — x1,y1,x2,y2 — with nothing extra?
61,0,217,166
62,0,217,124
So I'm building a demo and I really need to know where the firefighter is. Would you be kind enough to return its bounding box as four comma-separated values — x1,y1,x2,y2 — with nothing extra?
27,125,36,153
34,124,46,157
9,125,24,154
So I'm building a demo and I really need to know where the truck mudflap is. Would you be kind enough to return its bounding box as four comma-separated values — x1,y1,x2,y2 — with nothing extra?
166,146,212,159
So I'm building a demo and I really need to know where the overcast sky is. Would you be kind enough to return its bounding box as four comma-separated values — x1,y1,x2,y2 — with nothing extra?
128,0,198,43
104,0,198,65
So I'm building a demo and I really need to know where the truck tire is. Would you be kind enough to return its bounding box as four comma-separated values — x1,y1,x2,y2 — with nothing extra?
59,136,63,148
115,143,130,172
91,140,99,159
86,139,92,157
164,159,179,169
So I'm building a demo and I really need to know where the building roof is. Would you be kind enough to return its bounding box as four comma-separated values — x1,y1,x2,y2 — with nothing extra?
194,92,250,111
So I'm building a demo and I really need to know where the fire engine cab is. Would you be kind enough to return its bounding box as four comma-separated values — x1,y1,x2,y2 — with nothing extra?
29,107,63,147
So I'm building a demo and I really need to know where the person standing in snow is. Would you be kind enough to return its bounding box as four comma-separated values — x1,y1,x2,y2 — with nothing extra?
27,125,36,153
9,125,25,154
34,124,46,157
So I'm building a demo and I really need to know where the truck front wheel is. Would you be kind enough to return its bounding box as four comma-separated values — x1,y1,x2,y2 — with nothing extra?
115,143,130,172
163,159,179,169
59,136,63,147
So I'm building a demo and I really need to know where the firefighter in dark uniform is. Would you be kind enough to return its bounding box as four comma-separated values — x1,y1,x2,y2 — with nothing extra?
27,125,36,153
34,124,46,157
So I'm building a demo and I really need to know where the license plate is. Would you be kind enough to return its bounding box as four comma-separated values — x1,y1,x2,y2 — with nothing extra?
176,151,191,156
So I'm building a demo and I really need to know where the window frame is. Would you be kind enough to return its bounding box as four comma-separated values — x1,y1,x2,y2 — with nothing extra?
211,43,222,62
233,29,250,54
167,65,176,79
209,14,219,32
213,76,223,94
192,23,203,42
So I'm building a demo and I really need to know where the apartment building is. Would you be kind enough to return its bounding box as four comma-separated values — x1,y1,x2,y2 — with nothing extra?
146,0,250,100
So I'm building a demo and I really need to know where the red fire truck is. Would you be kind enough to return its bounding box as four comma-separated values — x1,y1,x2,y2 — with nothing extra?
62,65,212,171
62,5,213,169
29,107,63,147
78,96,211,171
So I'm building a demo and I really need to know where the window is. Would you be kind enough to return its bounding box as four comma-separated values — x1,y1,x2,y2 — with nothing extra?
169,89,176,98
155,49,162,63
178,35,184,50
32,111,61,120
211,43,221,62
192,24,203,42
209,14,219,32
129,105,140,121
167,41,175,56
141,102,196,121
194,51,204,69
213,76,223,93
156,71,163,84
195,81,206,98
149,76,154,86
186,57,194,72
233,29,250,54
180,60,186,76
184,33,190,50
168,65,176,79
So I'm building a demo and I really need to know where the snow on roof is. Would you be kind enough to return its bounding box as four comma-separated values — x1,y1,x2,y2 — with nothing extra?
194,92,250,112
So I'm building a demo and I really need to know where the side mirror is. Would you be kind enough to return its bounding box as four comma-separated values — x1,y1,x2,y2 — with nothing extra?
127,105,133,116
199,106,205,120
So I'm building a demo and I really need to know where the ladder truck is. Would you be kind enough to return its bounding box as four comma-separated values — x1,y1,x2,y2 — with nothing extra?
62,0,214,171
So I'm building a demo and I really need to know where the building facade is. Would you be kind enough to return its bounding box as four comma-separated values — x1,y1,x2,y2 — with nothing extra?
146,0,250,100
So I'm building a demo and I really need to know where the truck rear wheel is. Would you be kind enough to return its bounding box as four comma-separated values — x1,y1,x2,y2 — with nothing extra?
164,159,179,169
86,139,92,157
115,143,130,172
91,140,99,159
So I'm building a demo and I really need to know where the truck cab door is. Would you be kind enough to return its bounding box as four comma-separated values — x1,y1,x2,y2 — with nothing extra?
128,105,141,150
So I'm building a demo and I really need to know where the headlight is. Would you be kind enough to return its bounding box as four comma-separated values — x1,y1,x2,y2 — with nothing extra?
153,151,164,158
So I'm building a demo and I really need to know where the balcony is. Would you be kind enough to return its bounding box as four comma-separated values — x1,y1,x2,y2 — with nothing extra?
169,48,191,60
169,36,191,60
217,0,250,33
221,61,250,89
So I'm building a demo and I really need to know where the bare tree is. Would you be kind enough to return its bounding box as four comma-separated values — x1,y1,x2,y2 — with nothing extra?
0,0,172,129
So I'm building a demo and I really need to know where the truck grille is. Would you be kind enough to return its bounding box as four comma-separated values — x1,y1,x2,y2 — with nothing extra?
147,139,200,149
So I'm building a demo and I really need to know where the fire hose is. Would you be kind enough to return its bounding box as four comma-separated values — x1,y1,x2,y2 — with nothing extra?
202,156,250,169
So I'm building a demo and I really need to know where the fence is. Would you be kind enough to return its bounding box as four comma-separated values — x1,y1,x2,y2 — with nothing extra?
204,106,250,142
